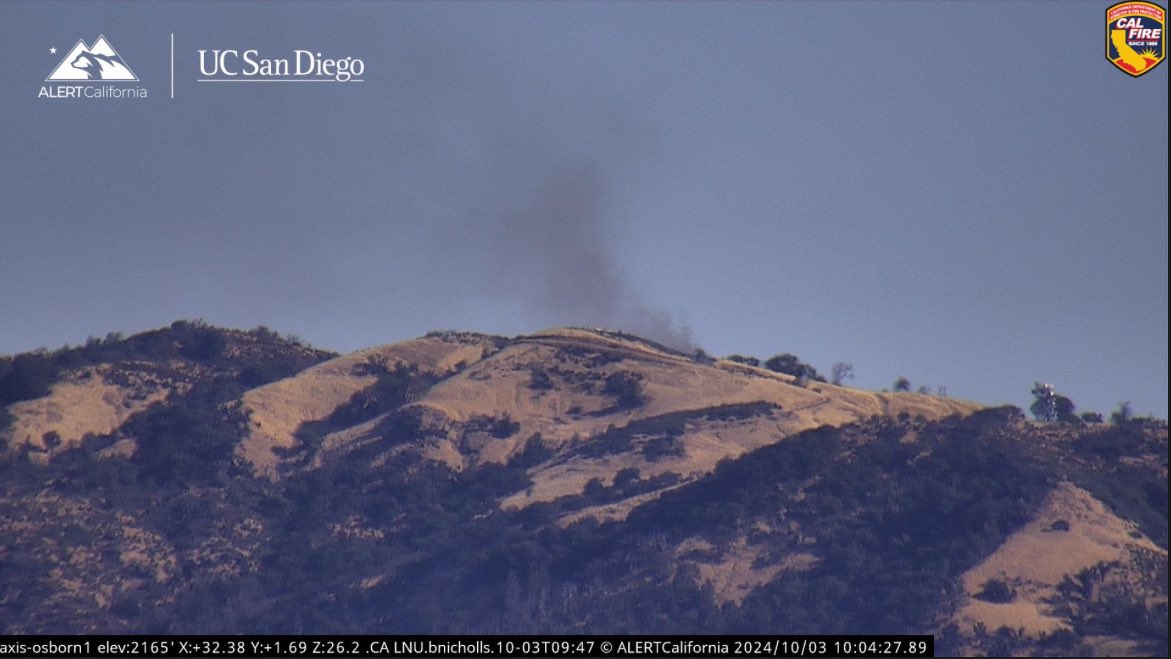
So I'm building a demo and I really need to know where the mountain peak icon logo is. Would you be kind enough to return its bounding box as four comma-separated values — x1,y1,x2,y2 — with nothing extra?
46,35,138,81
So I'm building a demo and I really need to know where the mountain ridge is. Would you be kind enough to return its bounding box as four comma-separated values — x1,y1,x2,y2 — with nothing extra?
1,321,1165,656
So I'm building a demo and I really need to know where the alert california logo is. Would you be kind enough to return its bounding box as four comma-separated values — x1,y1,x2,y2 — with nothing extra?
39,34,148,99
1106,2,1165,77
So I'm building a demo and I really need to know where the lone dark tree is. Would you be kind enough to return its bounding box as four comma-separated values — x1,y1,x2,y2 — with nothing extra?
725,354,760,367
975,578,1016,604
830,362,855,386
1110,401,1133,425
604,372,646,409
765,353,825,382
893,376,911,392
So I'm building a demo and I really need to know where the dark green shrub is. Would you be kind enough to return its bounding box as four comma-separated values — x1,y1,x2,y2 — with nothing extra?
491,414,520,439
604,372,646,409
642,435,685,461
528,369,554,391
177,328,228,362
976,578,1016,603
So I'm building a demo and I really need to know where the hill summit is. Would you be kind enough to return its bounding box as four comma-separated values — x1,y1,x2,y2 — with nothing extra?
1,322,1166,655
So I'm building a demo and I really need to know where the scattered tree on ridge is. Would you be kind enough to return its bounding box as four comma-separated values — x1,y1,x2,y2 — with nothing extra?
725,354,760,367
830,362,855,386
1111,401,1133,425
764,353,825,382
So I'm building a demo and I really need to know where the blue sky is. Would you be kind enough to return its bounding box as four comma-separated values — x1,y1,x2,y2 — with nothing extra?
1,1,1166,418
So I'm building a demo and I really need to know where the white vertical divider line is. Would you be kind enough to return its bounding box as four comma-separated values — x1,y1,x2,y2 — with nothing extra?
170,33,174,99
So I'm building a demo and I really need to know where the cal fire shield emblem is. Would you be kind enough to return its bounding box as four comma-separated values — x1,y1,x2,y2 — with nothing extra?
1106,2,1165,77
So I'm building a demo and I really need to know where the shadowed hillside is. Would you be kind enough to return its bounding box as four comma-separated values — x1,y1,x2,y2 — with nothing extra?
1,323,1166,656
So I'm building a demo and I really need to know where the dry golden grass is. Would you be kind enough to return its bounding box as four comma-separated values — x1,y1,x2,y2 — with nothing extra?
953,481,1166,639
4,367,175,457
555,485,689,526
245,328,979,511
475,330,978,514
673,536,818,606
702,550,818,606
237,336,492,478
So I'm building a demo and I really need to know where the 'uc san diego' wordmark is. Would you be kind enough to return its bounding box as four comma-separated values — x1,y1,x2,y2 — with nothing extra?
198,48,365,82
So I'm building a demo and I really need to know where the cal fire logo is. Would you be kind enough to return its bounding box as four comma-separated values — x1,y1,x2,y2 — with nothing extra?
1106,2,1165,77
46,35,138,81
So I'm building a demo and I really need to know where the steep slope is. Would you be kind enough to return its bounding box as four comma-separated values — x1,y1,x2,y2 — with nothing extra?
282,328,977,524
236,332,499,478
5,365,178,459
2,322,331,462
952,482,1166,645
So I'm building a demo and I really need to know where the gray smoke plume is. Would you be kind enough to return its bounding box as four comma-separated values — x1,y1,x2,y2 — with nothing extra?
494,162,694,351
390,26,695,352
434,143,694,352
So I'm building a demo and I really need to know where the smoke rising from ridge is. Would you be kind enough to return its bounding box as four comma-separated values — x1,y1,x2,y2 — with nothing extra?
436,152,694,352
417,95,695,351
492,162,693,350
